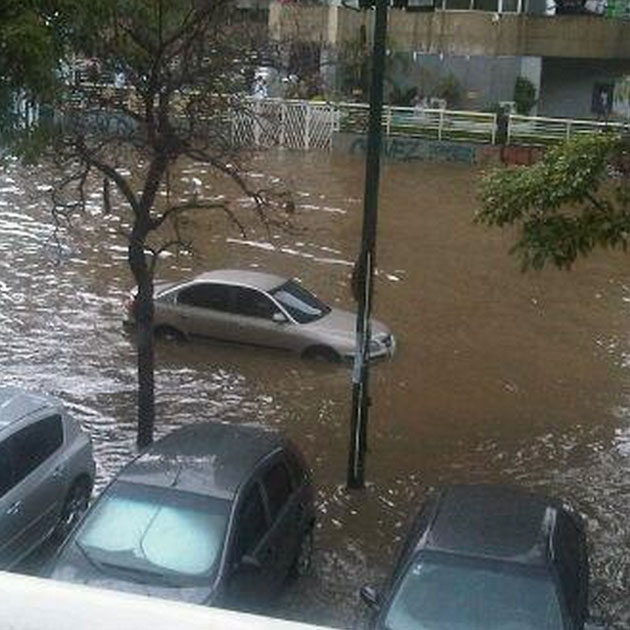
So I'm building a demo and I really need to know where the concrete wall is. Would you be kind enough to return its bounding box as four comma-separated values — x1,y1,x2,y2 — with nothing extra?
384,53,523,109
539,57,630,118
270,3,630,60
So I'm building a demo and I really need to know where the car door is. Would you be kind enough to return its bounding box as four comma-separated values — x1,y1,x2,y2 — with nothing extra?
260,457,302,581
1,416,66,565
230,287,294,351
0,440,21,567
172,283,236,341
224,481,274,611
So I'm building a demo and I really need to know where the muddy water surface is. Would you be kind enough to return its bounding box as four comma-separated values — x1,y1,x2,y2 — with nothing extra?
1,151,630,627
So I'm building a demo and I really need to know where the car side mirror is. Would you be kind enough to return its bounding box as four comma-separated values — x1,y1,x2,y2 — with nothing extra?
360,585,380,609
272,312,287,324
241,554,262,571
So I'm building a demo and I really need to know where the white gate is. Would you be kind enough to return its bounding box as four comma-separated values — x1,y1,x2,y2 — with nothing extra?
231,99,339,151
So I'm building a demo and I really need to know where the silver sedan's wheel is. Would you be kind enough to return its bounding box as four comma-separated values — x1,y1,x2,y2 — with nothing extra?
55,479,91,542
302,346,340,363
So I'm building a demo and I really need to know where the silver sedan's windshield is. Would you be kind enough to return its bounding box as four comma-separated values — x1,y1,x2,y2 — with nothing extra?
384,551,564,630
270,280,331,324
76,481,230,586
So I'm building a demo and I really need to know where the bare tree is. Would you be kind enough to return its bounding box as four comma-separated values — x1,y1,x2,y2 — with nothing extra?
47,0,292,446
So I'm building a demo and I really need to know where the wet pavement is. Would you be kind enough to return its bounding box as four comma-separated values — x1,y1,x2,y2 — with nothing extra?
1,150,630,627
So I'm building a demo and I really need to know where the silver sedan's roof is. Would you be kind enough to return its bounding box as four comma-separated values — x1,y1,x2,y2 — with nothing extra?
118,421,288,501
191,269,288,292
0,387,59,432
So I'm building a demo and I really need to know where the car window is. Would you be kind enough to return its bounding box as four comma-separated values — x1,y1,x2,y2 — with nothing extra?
0,442,14,498
9,415,63,485
269,280,331,324
233,287,277,320
392,497,438,583
178,283,233,311
385,551,563,630
263,462,292,521
235,484,267,558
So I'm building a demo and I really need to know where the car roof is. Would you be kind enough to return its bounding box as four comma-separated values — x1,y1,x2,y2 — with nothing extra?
419,484,558,567
0,387,60,433
118,421,289,501
191,269,288,292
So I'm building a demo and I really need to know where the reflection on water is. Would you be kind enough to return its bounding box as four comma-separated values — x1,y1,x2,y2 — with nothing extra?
2,151,630,628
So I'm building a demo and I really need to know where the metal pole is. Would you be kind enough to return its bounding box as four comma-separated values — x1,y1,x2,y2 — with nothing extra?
347,0,388,490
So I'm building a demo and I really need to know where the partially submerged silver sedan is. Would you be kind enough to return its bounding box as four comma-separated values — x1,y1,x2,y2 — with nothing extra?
125,269,395,362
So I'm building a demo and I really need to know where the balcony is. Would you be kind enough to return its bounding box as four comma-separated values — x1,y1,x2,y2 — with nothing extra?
269,2,630,60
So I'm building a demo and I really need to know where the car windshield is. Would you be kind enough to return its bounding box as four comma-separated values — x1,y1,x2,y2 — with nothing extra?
270,280,331,324
75,481,231,586
384,551,564,630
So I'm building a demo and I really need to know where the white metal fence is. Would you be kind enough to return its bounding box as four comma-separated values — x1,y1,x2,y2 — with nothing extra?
506,113,629,144
9,90,630,150
10,92,40,128
234,100,629,151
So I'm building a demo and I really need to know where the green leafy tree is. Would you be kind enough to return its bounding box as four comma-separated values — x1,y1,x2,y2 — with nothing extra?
4,0,290,447
0,1,66,145
476,134,630,270
513,76,537,115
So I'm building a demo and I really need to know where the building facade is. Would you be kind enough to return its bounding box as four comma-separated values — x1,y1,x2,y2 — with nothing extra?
268,1,630,119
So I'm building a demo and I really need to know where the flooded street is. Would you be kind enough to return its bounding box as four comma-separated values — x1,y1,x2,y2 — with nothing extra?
2,150,630,628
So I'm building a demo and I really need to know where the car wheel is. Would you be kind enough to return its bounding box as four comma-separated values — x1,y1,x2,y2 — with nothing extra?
54,478,91,542
302,346,340,363
154,325,186,342
289,528,313,579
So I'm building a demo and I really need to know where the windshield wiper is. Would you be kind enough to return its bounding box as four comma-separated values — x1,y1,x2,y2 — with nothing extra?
75,540,108,575
99,561,180,586
75,541,179,586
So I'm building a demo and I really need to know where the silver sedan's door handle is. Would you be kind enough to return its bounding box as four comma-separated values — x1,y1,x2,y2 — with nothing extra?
7,501,22,516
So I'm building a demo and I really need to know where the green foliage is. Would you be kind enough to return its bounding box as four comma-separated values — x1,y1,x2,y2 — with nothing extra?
0,0,84,152
476,134,630,270
513,76,537,116
435,73,461,108
389,85,417,107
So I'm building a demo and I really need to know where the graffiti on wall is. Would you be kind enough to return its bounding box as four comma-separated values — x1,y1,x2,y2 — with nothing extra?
343,134,545,166
349,136,477,164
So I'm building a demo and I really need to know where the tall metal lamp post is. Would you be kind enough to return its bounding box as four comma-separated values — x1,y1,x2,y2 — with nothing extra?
347,0,388,490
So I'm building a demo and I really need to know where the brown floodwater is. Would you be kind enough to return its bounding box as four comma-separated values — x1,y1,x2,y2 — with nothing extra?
1,149,630,628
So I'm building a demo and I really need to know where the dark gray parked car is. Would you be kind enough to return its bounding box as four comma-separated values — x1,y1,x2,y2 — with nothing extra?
362,484,592,630
47,421,315,612
0,387,95,569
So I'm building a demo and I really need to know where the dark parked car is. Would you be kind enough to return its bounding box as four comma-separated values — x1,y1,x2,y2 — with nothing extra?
0,387,95,569
361,484,591,630
47,421,315,612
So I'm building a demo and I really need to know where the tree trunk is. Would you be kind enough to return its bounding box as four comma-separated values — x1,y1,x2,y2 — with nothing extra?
129,231,155,448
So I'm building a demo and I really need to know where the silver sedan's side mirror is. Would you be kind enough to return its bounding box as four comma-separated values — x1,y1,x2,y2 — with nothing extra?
272,312,288,324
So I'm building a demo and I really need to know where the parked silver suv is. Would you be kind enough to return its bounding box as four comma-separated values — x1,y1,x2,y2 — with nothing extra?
0,387,95,568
